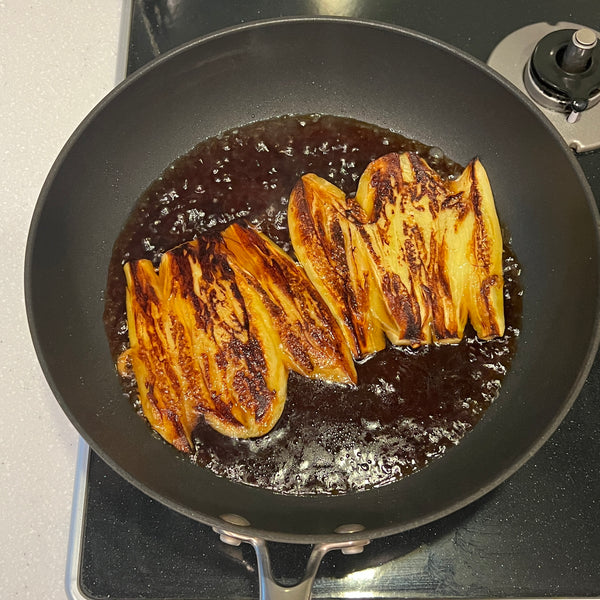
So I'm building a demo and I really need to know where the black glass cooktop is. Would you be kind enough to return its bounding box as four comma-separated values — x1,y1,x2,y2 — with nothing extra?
68,1,600,598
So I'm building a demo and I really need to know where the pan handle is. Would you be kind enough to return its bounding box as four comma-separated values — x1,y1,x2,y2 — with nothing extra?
213,525,370,600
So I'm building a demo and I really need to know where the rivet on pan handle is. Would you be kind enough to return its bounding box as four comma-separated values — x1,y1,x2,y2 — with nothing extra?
213,516,370,600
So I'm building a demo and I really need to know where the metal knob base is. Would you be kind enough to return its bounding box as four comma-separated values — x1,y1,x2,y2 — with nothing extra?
488,21,600,152
524,27,600,121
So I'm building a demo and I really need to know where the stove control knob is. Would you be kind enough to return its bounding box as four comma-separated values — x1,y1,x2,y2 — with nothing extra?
561,28,597,73
525,27,600,119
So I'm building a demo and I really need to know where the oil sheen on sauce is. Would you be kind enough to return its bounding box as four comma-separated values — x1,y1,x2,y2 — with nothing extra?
104,114,522,496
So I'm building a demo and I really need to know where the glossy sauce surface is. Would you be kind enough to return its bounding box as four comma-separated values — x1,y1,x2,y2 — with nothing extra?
104,115,521,495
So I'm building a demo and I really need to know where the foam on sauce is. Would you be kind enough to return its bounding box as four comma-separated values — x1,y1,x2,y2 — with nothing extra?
104,114,521,496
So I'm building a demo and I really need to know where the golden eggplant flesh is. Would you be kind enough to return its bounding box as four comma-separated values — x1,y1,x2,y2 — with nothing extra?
120,150,504,449
444,159,505,339
121,234,288,445
122,259,199,452
290,151,504,348
287,174,387,360
355,152,443,345
221,222,356,384
120,222,357,446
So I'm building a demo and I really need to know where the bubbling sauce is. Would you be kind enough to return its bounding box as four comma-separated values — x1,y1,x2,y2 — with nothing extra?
104,114,521,496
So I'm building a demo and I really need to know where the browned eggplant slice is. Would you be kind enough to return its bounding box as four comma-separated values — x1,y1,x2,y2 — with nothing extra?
288,173,387,360
122,235,288,443
356,152,469,345
444,158,505,339
221,222,357,384
122,259,198,452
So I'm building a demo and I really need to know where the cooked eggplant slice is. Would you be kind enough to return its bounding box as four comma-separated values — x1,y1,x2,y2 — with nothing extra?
122,259,198,452
444,158,505,339
122,235,288,443
288,173,387,360
221,222,357,384
355,153,439,345
356,153,464,346
292,152,504,348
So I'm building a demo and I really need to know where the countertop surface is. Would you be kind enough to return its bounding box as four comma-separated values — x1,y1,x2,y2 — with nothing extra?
0,2,123,598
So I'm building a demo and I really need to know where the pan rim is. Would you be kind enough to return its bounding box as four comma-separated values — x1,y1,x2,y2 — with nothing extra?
24,15,600,544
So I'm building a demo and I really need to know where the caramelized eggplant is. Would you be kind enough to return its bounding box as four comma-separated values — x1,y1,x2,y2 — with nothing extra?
221,222,356,384
443,158,505,339
120,150,504,448
122,259,198,452
356,152,442,345
121,235,288,444
288,174,387,360
290,152,504,348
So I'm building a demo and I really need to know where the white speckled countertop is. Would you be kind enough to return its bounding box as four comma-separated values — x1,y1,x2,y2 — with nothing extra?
0,2,123,597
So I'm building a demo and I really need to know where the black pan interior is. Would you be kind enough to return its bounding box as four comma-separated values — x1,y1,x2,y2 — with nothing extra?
25,18,600,543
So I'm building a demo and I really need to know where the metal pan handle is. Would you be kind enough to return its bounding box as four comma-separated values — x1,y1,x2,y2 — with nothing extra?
213,524,369,600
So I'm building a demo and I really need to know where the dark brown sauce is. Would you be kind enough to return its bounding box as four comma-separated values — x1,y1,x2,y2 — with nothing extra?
104,114,521,496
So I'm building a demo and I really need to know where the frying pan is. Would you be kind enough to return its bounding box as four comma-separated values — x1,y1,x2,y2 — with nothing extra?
25,15,600,595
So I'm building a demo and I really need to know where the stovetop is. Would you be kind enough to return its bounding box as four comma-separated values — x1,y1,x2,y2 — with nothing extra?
67,1,600,598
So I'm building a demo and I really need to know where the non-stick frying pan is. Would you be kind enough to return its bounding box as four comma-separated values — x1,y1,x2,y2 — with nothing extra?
25,15,600,591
